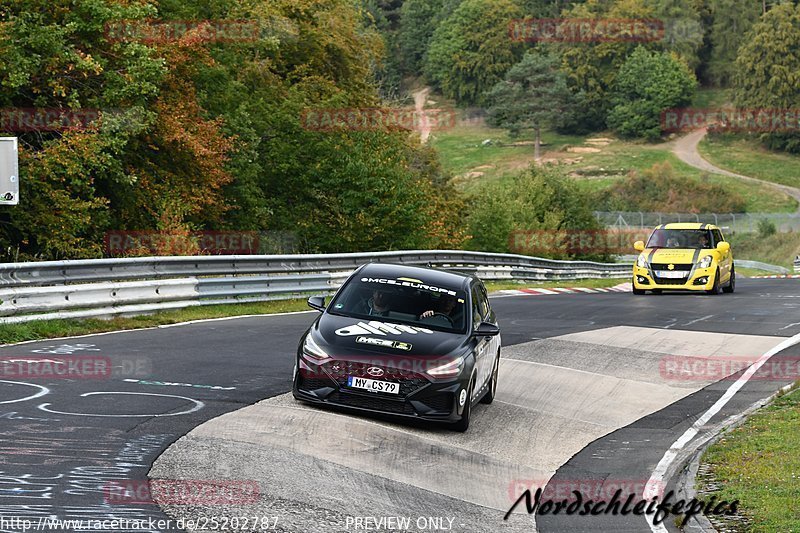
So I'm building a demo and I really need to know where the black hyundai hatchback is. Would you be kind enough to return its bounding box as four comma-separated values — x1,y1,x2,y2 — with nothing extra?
292,263,501,431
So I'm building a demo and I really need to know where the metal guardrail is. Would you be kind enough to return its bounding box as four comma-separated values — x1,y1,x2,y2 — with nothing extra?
0,251,630,324
737,260,790,274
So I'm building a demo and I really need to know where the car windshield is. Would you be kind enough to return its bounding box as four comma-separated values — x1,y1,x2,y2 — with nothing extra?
646,229,714,249
328,275,468,334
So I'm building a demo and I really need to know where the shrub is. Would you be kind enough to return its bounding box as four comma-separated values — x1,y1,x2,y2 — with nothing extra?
758,219,777,238
466,165,604,260
593,162,748,213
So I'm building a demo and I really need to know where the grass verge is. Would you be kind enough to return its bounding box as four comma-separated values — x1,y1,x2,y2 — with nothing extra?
698,384,800,532
432,123,583,190
736,266,785,278
0,298,311,345
434,123,797,213
728,232,800,269
699,135,800,190
484,278,626,292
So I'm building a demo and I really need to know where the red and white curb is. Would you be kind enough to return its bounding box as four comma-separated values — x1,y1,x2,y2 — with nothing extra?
498,282,631,296
749,274,800,279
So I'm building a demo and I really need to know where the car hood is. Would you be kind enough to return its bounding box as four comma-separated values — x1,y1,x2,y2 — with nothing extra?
310,312,471,360
643,248,708,264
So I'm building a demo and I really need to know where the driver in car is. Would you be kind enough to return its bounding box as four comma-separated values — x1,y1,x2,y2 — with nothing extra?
367,289,393,317
419,294,458,320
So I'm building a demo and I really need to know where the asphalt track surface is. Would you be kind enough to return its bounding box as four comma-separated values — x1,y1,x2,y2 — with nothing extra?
1,278,799,533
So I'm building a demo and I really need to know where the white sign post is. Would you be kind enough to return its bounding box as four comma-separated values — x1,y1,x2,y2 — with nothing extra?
0,137,19,205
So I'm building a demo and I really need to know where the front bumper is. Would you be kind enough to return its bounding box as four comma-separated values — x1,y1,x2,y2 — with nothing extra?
632,264,716,291
292,356,468,423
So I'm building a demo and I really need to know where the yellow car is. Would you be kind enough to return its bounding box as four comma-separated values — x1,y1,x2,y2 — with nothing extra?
632,223,734,295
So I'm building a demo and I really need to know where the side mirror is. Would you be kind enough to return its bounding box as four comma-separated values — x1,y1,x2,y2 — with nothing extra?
473,322,500,337
716,241,730,253
634,241,645,252
307,296,326,312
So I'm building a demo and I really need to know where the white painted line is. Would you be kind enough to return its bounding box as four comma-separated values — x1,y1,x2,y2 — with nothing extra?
534,288,559,295
682,314,714,327
644,331,800,533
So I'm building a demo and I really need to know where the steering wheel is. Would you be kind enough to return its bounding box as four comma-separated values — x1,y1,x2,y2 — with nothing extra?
427,312,454,327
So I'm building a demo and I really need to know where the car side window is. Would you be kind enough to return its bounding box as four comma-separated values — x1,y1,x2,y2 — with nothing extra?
478,284,491,320
471,285,483,329
713,229,723,244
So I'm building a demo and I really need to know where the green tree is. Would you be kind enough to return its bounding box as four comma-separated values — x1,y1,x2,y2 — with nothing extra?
516,0,579,18
424,0,523,106
486,50,574,160
0,0,470,260
607,46,697,140
0,0,164,258
556,0,661,131
645,0,704,71
467,165,602,259
734,2,800,152
707,0,761,86
397,0,450,76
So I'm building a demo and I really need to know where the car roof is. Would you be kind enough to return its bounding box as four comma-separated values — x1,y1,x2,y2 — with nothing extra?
655,223,720,230
357,263,473,291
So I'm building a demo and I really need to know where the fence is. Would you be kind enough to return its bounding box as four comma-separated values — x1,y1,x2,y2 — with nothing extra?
0,251,630,324
594,211,800,233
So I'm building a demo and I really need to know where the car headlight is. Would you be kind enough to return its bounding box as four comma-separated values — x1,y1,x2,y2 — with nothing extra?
698,255,713,269
427,357,464,377
637,254,647,268
302,334,330,362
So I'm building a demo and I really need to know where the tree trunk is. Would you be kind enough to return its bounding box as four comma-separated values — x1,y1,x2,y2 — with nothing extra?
534,127,541,161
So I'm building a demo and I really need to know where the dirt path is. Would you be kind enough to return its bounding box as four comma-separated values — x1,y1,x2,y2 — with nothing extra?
412,87,432,143
672,127,800,213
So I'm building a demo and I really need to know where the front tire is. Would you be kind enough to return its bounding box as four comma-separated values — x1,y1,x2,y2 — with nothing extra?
722,266,735,293
481,353,499,405
452,378,473,432
706,268,722,295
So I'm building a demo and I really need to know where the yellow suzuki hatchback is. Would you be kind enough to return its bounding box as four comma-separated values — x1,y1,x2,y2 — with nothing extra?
632,223,734,295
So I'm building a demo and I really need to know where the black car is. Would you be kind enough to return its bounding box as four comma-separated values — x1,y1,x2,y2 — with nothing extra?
292,263,501,431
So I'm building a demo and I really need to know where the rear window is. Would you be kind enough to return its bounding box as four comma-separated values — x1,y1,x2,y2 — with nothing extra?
328,275,467,334
646,229,714,249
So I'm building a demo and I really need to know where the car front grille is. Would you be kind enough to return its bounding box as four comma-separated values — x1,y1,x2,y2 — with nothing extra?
327,391,416,415
322,361,430,397
650,263,693,271
652,277,688,285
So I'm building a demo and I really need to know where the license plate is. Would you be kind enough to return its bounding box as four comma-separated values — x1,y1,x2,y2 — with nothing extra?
656,270,688,278
347,376,400,394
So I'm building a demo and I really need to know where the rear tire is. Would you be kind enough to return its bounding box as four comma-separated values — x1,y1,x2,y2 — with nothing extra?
706,268,722,295
722,266,735,293
452,378,473,432
481,354,499,405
